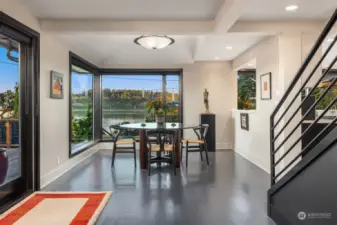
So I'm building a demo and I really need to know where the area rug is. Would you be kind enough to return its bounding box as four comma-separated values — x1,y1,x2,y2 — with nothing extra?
0,192,112,225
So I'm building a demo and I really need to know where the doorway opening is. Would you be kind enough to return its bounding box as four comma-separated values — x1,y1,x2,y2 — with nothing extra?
0,12,40,213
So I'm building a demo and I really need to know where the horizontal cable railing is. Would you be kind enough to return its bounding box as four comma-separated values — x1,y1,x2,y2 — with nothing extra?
272,39,337,143
273,54,337,154
270,8,337,185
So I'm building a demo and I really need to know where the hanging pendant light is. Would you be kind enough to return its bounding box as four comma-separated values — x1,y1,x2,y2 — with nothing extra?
134,35,175,50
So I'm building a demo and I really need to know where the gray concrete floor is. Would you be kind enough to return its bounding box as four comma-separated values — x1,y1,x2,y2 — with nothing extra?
43,150,276,225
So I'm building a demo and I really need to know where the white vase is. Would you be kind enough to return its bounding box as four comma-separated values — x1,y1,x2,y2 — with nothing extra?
155,115,165,124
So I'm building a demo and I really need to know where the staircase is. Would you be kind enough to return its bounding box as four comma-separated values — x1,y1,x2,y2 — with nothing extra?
268,9,337,225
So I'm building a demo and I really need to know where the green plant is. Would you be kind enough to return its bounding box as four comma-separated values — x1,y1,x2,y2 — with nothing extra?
72,105,93,143
238,73,256,110
0,83,19,119
314,87,337,110
146,100,168,116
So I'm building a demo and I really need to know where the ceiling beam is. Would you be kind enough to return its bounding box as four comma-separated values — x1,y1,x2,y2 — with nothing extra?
228,20,327,34
192,36,204,61
214,0,247,33
40,20,215,35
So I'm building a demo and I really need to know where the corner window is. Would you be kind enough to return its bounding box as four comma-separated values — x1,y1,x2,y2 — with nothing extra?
70,64,94,155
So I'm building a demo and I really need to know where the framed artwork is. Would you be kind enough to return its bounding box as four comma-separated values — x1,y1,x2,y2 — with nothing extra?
240,113,249,131
50,71,64,99
260,72,272,100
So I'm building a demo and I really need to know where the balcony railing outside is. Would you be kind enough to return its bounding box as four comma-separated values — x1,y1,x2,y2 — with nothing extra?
0,120,19,148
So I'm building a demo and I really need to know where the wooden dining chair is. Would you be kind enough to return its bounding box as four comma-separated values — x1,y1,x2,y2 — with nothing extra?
108,123,137,167
146,130,178,176
181,124,209,167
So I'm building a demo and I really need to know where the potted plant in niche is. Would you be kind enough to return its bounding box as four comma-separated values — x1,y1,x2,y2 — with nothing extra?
146,100,168,124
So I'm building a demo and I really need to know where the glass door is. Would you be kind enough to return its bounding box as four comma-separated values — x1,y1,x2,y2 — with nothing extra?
0,34,29,208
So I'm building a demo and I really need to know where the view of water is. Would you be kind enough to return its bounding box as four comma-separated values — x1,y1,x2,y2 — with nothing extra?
73,110,146,128
102,112,146,130
73,109,178,133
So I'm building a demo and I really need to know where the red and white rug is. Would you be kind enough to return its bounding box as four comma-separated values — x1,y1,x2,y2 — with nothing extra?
0,192,112,225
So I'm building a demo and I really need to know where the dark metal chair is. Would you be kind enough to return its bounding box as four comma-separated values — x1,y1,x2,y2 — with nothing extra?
181,124,209,167
146,129,178,176
104,123,137,167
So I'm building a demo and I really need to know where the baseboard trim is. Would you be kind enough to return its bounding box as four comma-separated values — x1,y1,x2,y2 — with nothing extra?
234,149,270,174
40,145,100,188
216,142,233,150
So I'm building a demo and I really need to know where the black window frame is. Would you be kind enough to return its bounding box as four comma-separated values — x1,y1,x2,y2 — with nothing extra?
69,52,100,157
69,54,184,148
99,69,184,141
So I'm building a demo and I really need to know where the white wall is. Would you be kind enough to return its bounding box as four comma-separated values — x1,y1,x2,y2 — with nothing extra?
183,62,236,149
101,62,237,149
232,33,321,175
1,0,99,186
1,0,237,187
233,36,280,173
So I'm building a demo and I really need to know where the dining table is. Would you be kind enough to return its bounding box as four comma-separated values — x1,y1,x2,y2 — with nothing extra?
119,122,196,170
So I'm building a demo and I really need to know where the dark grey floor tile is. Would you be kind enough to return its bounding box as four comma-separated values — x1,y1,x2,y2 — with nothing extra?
43,150,276,225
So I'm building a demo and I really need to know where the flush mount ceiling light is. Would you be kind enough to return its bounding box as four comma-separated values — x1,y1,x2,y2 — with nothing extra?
134,35,175,50
225,46,233,50
285,4,298,12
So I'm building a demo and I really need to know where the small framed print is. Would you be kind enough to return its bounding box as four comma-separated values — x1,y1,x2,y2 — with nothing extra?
260,72,272,100
240,113,249,131
50,70,64,99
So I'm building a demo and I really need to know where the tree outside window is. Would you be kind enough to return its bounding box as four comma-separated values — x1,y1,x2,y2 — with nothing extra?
238,70,256,110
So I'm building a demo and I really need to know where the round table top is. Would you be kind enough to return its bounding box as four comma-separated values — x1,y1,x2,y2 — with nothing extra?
119,122,197,130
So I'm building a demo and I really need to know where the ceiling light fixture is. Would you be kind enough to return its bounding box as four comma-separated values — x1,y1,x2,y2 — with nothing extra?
215,57,220,60
225,46,233,50
134,35,175,50
247,63,254,67
285,5,298,12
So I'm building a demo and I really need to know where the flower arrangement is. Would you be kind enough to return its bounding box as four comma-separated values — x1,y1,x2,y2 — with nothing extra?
146,100,168,116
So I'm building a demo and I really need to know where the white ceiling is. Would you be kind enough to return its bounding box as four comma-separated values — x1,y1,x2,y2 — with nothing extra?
59,35,196,65
22,0,225,20
194,34,265,61
58,34,265,65
21,0,337,65
241,0,337,20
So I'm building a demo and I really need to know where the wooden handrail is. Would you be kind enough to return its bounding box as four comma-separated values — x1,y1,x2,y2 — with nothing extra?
5,121,11,148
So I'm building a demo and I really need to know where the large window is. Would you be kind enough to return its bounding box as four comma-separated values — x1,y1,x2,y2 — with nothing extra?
101,74,182,139
165,75,180,122
70,65,94,155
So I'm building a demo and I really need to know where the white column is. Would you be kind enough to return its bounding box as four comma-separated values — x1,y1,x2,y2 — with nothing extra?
275,32,321,178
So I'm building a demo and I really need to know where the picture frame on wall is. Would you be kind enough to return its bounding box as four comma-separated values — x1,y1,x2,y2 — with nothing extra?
260,72,272,100
50,70,64,99
240,113,249,131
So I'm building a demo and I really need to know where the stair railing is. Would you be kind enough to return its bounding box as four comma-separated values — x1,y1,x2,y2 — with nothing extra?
270,9,337,186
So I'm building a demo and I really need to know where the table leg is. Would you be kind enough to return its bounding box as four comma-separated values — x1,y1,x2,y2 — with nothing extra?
139,130,147,169
140,129,180,169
